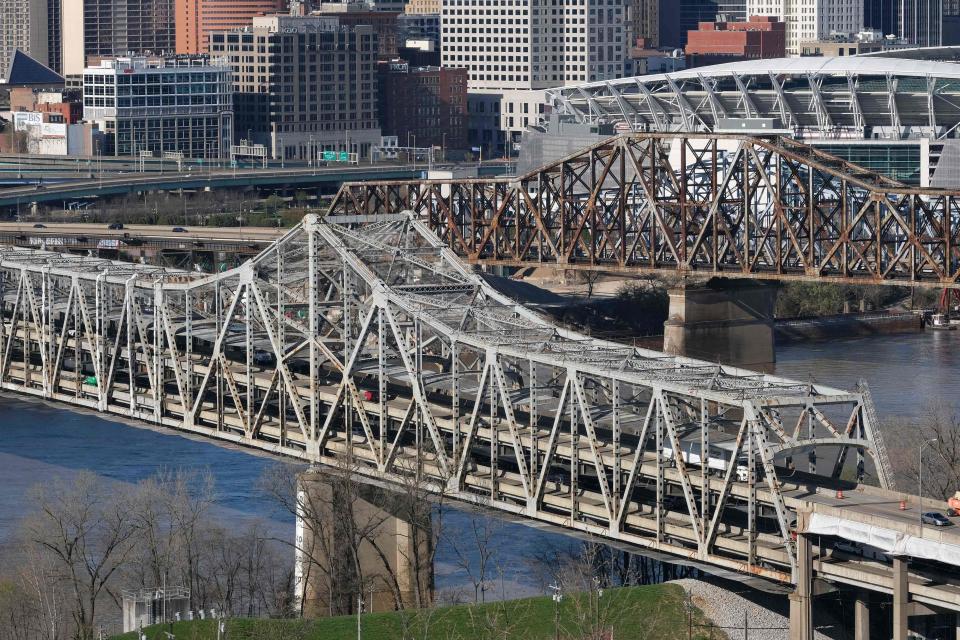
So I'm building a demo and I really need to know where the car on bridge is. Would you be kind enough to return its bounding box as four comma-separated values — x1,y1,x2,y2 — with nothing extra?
33,223,46,228
921,512,952,527
108,222,124,230
172,227,188,233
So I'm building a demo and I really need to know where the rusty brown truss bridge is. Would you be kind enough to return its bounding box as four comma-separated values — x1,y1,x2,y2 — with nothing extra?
328,133,960,287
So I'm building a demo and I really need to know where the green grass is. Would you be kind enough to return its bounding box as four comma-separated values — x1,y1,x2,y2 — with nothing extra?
113,584,723,640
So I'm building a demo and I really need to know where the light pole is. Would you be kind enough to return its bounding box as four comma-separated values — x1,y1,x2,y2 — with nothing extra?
592,576,603,638
549,583,562,640
356,594,364,640
919,437,938,532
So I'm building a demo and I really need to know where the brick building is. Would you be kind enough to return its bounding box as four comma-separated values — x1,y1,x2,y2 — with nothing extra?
685,15,785,65
377,60,466,153
313,3,400,57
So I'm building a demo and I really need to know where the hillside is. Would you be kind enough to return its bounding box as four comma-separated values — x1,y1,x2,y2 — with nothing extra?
114,583,722,640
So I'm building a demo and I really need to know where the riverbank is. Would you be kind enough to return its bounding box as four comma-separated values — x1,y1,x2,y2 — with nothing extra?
111,584,718,640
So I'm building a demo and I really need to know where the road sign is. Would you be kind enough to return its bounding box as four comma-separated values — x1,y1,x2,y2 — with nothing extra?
338,151,349,162
322,151,336,162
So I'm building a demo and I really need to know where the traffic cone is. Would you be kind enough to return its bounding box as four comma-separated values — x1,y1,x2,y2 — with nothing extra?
836,489,845,499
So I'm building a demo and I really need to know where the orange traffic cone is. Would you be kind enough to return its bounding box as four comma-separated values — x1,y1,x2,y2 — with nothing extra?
836,489,845,499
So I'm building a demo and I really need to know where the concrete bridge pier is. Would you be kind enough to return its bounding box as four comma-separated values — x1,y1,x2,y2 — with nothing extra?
663,279,777,370
294,470,433,618
854,592,870,640
789,533,813,640
894,557,909,640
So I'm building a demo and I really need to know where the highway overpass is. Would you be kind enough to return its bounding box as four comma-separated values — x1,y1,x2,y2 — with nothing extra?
0,162,514,209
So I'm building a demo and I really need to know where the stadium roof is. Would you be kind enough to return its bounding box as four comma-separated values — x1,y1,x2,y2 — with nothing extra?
863,46,960,63
548,56,960,139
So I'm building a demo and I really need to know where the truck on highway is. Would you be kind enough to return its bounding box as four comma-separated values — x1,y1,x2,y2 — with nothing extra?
662,435,751,482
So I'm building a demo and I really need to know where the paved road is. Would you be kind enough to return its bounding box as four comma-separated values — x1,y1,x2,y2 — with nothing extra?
0,162,516,208
0,222,286,243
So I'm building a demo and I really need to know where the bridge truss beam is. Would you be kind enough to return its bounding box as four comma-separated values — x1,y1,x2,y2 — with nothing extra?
329,133,960,287
0,214,892,588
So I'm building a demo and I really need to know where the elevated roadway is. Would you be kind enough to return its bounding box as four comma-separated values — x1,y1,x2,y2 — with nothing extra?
0,213,956,640
0,162,514,209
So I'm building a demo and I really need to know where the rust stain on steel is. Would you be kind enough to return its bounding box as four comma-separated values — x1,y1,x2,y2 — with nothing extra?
329,133,960,289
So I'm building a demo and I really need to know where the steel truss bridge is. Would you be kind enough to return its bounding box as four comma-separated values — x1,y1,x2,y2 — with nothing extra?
329,133,960,287
1,212,959,621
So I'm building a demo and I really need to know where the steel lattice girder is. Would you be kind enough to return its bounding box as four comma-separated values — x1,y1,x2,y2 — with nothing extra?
0,213,893,587
328,133,960,287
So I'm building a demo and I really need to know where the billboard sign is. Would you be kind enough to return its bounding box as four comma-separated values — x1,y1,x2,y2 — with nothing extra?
13,111,42,131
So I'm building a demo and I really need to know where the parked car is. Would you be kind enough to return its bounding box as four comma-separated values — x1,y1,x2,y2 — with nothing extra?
921,512,952,527
108,222,124,230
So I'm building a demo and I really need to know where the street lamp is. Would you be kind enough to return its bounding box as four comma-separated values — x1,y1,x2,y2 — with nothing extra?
919,437,938,532
356,594,364,640
549,583,562,640
592,576,604,637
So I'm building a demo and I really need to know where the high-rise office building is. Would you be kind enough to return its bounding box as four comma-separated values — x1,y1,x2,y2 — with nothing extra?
660,0,745,49
314,4,401,57
747,0,863,54
62,0,176,77
899,0,942,45
82,55,233,157
945,0,960,44
442,0,625,91
442,0,626,155
629,0,659,48
1,0,61,79
864,0,897,35
209,15,381,161
397,12,440,50
377,60,467,151
175,0,285,54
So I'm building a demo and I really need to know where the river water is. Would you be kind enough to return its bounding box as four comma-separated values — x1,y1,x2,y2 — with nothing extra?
1,329,957,598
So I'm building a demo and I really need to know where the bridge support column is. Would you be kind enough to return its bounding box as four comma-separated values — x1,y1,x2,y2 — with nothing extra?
789,533,813,640
893,556,909,640
663,279,776,369
854,592,870,640
294,469,433,618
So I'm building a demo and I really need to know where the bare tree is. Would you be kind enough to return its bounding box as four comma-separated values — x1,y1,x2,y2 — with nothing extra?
23,472,140,640
446,514,501,603
13,543,68,640
120,469,218,614
888,403,960,501
261,461,405,616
